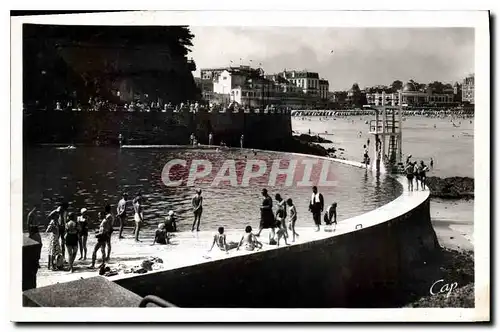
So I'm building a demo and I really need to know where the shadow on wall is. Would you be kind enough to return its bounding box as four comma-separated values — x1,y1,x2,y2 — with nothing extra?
115,197,441,308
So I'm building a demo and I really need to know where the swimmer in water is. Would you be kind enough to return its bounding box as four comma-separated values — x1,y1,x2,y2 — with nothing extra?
237,226,263,251
65,213,79,272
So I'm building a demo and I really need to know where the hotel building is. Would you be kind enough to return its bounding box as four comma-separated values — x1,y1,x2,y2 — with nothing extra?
462,74,474,104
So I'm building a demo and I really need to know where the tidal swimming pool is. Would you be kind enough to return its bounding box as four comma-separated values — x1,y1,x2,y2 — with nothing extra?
23,147,402,231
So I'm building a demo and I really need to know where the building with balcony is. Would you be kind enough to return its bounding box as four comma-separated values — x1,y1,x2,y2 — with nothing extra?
462,74,474,104
280,70,320,97
319,79,329,100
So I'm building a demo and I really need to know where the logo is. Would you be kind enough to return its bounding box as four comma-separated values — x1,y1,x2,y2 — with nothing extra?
161,158,338,188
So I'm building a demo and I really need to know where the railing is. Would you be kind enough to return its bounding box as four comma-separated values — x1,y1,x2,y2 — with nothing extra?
139,295,177,308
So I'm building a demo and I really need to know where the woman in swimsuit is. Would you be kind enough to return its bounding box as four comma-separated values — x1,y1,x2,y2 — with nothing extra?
133,195,144,242
152,223,168,245
77,208,89,260
237,226,263,251
65,213,79,272
45,218,62,270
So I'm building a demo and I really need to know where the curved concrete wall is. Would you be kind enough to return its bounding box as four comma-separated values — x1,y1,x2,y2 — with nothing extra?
114,162,439,307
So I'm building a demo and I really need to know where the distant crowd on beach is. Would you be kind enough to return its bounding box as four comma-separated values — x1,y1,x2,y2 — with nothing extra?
26,185,340,273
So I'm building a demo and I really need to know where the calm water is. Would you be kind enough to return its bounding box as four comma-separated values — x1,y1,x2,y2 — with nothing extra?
23,148,401,231
293,116,474,178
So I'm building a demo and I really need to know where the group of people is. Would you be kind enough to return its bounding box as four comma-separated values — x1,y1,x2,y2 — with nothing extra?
404,155,430,191
206,186,338,254
26,184,339,271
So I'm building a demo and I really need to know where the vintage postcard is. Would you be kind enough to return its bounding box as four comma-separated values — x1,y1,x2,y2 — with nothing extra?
10,10,490,322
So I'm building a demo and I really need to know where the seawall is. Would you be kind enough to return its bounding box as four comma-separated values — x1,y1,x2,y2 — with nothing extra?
113,174,439,307
23,110,292,148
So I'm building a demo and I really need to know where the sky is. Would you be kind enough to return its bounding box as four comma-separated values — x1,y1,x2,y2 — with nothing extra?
188,27,474,91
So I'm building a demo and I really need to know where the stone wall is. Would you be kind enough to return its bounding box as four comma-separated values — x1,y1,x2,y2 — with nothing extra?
114,193,439,308
23,110,292,147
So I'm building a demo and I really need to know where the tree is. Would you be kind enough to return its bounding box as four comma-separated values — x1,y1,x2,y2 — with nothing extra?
428,81,445,94
351,83,361,93
390,80,403,91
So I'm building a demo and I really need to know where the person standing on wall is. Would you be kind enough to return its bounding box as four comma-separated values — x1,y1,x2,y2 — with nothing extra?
133,193,144,242
324,202,338,231
309,186,324,232
256,188,276,244
116,193,128,239
208,132,213,146
191,189,203,232
240,134,244,148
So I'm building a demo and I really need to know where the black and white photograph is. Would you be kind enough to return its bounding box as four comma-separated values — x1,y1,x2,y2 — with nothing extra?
10,9,490,322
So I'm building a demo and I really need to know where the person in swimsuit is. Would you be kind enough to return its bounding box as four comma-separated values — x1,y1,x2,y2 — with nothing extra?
419,160,429,190
237,226,262,251
286,198,299,242
275,193,288,238
27,206,42,267
116,193,128,239
103,204,114,261
88,209,110,269
209,227,229,253
413,161,422,191
309,186,324,232
165,210,177,233
77,208,89,260
323,202,337,225
65,213,79,272
133,194,144,242
430,157,434,169
45,218,62,270
404,162,414,191
256,188,276,244
152,223,168,245
191,189,203,232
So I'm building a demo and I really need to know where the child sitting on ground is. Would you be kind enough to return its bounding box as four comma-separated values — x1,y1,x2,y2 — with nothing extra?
151,223,169,245
236,226,263,251
286,198,299,242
